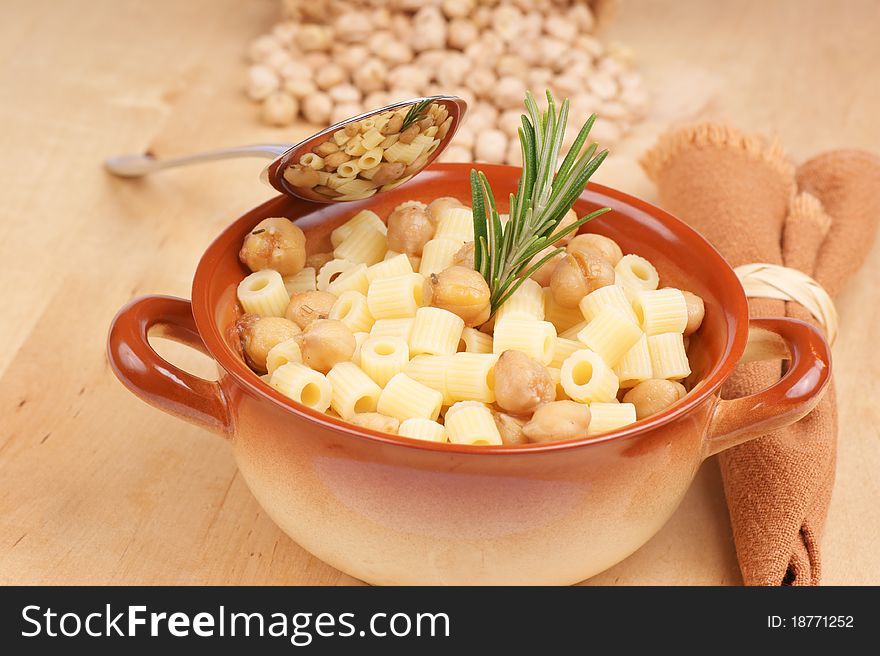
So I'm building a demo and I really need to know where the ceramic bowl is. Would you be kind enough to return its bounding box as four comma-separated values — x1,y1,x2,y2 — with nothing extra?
107,164,830,584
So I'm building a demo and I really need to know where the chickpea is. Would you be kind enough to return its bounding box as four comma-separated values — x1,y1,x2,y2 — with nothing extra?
236,314,300,373
302,92,332,125
285,290,337,329
551,209,579,246
494,412,528,446
425,266,491,328
380,113,404,135
322,151,351,171
261,92,298,126
283,164,320,189
522,401,591,443
529,249,564,287
682,291,705,336
239,217,307,276
385,204,434,256
549,250,615,308
298,319,356,373
305,251,334,270
398,124,421,144
348,412,400,435
370,162,406,186
246,64,279,101
567,233,624,266
452,241,475,269
493,350,555,415
427,196,464,224
623,379,687,420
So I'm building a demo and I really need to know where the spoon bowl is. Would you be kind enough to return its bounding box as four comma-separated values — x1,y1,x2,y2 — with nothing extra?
105,96,466,204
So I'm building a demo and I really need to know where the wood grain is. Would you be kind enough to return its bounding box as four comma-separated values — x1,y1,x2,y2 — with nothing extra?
0,0,877,585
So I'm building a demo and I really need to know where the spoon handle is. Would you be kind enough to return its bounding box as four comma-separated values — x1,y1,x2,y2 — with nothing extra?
104,144,291,178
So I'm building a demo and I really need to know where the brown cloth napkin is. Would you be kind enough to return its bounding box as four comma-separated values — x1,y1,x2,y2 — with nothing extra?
640,124,880,585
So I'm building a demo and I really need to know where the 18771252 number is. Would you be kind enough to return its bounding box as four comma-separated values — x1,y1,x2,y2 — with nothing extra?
768,616,854,628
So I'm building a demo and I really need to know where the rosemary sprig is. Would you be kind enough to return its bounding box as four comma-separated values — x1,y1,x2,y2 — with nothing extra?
471,91,611,314
401,98,433,131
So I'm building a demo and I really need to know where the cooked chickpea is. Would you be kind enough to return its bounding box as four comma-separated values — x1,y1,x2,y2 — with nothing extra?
522,400,591,443
682,291,705,336
380,113,404,135
322,151,351,170
549,250,615,308
550,209,579,246
283,164,320,189
285,290,337,329
239,217,307,276
371,162,406,186
493,350,555,415
398,124,421,145
386,204,435,256
313,141,339,157
567,233,624,266
427,196,464,224
425,266,492,328
349,412,400,434
298,319,355,373
623,379,687,420
236,314,300,373
452,241,475,269
494,412,528,445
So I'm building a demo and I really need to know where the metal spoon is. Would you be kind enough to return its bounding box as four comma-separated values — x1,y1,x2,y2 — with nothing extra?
105,95,467,203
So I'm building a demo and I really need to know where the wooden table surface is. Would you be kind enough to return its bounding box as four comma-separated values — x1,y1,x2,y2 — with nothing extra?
1,0,878,585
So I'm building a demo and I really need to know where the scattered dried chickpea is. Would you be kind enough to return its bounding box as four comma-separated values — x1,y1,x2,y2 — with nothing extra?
523,400,591,443
236,315,301,373
348,412,400,435
425,265,491,327
239,217,307,276
567,233,624,266
494,412,528,446
261,92,298,126
623,379,687,420
386,203,435,256
285,290,337,329
549,250,615,308
298,319,356,373
682,291,705,336
493,350,555,415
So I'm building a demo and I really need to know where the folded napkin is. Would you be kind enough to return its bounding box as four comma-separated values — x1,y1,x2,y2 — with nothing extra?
641,125,880,585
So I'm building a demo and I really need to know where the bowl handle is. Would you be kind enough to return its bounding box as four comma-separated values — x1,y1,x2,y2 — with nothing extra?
703,317,831,458
107,295,232,437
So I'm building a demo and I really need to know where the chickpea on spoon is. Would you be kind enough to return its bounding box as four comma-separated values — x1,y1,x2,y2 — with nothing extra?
105,96,466,204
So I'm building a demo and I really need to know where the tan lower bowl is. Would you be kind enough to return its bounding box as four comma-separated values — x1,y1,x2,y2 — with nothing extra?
108,164,831,585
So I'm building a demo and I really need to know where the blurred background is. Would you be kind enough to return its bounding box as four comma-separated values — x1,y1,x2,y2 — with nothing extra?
0,0,877,584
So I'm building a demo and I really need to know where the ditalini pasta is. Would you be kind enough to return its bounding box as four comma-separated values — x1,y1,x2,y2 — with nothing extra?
444,402,502,446
266,338,303,376
587,403,638,436
367,273,425,319
270,362,332,412
238,269,289,318
328,290,374,333
614,334,653,388
493,319,557,365
360,336,409,387
647,333,692,380
633,288,688,335
398,417,447,443
408,306,465,356
494,278,545,323
560,349,619,403
326,362,382,419
235,199,706,445
575,307,643,368
377,373,443,422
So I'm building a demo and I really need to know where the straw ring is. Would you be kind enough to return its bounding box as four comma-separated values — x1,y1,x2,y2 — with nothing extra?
734,263,838,345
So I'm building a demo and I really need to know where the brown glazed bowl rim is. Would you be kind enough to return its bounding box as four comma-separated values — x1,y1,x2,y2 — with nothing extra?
191,163,749,455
